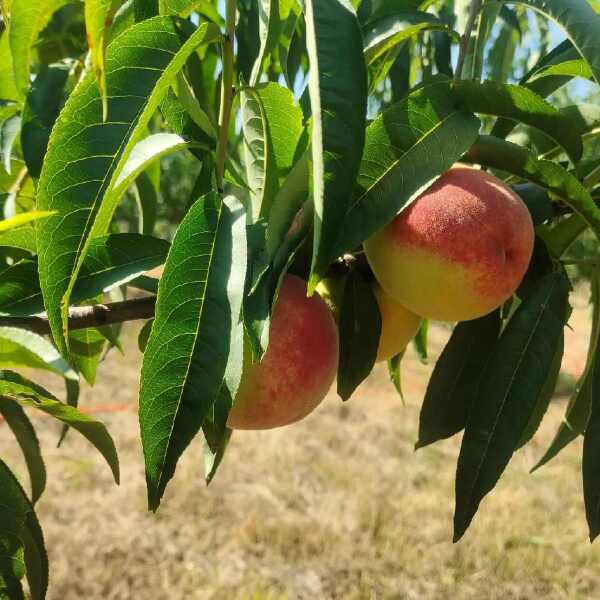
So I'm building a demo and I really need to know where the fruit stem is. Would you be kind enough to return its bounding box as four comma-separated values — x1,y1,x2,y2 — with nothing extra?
455,0,483,81
215,0,237,191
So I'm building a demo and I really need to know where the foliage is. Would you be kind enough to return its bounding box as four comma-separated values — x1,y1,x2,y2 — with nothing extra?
1,0,600,595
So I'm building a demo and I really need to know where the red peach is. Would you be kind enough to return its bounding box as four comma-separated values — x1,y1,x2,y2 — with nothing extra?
227,275,339,430
364,167,534,321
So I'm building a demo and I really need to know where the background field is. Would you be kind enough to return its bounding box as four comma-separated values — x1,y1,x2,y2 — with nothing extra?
1,287,598,600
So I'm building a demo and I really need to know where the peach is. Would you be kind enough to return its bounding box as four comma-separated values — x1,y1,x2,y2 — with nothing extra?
364,167,534,321
374,285,421,362
227,274,339,430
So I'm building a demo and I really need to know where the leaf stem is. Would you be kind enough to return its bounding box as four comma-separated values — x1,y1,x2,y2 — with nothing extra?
455,0,483,81
215,0,237,191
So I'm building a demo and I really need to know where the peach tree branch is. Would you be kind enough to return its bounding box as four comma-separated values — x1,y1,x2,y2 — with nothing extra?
0,296,156,335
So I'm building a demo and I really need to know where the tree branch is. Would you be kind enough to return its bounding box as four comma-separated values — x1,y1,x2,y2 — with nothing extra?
455,0,483,81
0,297,156,336
215,0,237,190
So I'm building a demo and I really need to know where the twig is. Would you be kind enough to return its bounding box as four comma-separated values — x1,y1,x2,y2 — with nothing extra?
215,0,237,190
8,166,28,197
455,0,483,81
562,259,600,267
0,296,156,335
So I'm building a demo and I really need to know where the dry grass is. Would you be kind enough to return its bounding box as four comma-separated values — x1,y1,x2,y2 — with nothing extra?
0,289,597,599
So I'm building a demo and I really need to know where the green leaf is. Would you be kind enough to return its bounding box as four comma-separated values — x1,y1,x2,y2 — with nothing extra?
0,567,24,600
57,376,80,447
0,102,20,129
533,267,600,471
416,311,501,450
412,319,428,364
453,80,583,163
139,193,247,511
242,83,303,222
21,64,70,180
202,386,233,484
358,0,433,24
516,236,555,301
159,0,222,22
0,161,35,220
244,201,312,361
128,274,159,295
133,170,159,236
0,402,45,505
506,103,600,160
304,0,367,290
85,0,119,121
0,30,19,102
258,83,304,175
463,136,600,242
454,272,570,541
112,133,197,203
68,326,105,386
487,20,519,82
0,212,54,233
472,1,501,81
241,99,281,220
284,11,306,89
528,58,593,84
159,87,213,160
278,0,302,88
8,0,70,97
0,370,120,484
0,234,169,316
250,0,281,86
562,103,600,138
337,270,381,401
389,41,412,99
135,0,159,20
237,1,261,83
540,214,587,258
173,71,216,141
363,11,455,64
36,17,221,356
265,150,309,259
0,327,76,381
491,40,579,139
502,0,600,85
524,40,578,85
338,79,480,255
0,459,47,600
387,352,404,400
72,234,169,301
137,319,153,352
583,336,600,540
517,334,564,448
0,227,36,254
110,0,136,38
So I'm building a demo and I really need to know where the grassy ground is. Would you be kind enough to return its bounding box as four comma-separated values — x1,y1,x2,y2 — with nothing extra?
0,290,597,599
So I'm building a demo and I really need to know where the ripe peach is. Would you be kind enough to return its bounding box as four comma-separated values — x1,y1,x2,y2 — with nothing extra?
227,274,339,430
374,285,421,362
364,167,534,321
